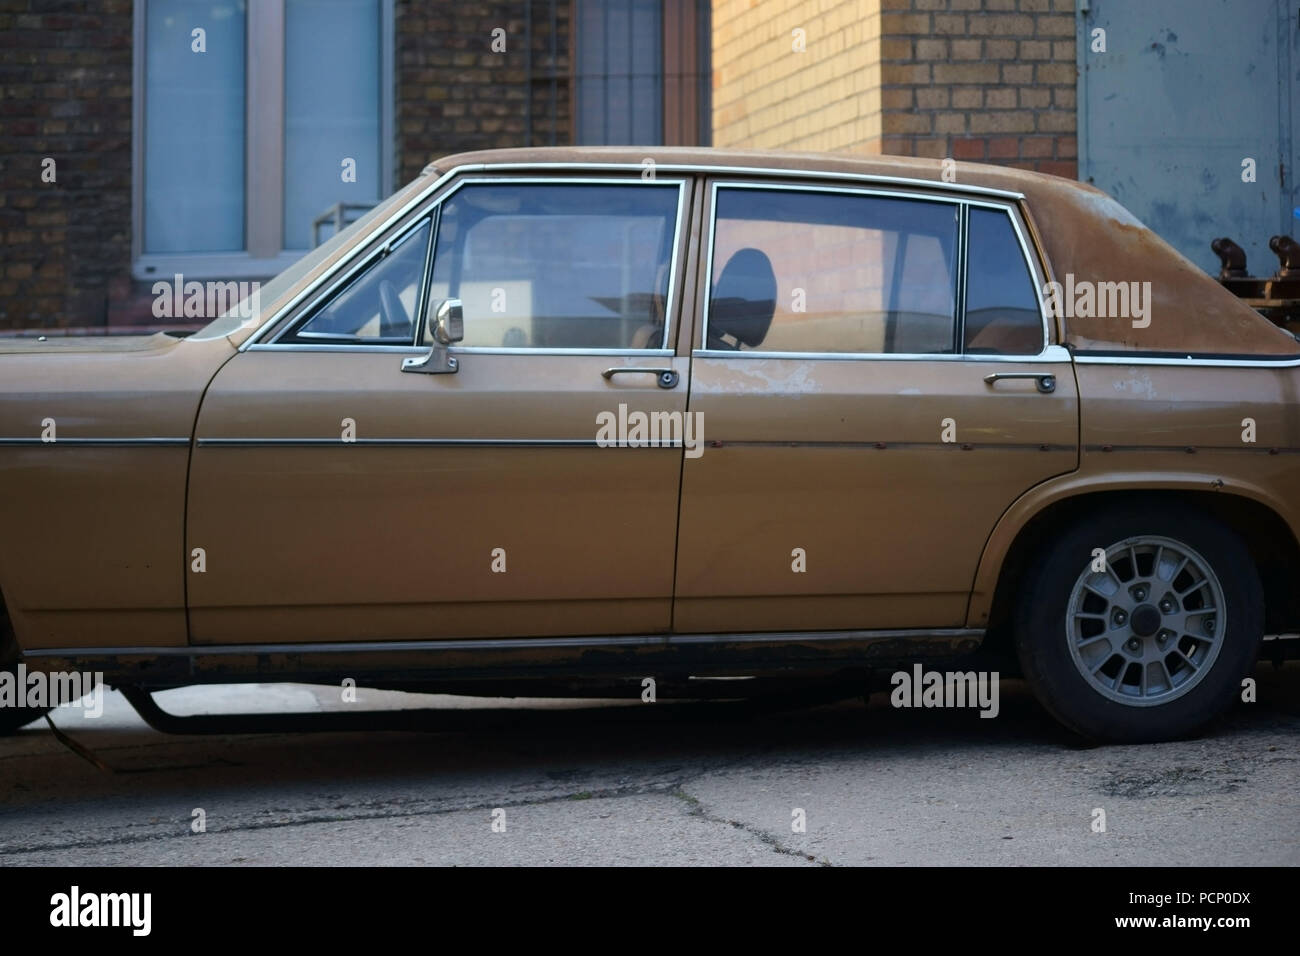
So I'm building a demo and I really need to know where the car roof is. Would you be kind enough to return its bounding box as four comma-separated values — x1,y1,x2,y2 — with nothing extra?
427,145,1069,200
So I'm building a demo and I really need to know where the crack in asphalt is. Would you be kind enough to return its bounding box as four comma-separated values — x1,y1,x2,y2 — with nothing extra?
669,787,829,866
0,776,726,857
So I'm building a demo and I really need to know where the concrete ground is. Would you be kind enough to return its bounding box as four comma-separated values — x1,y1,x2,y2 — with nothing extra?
0,664,1296,866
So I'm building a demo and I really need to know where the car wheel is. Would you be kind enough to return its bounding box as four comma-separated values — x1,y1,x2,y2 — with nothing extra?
1014,505,1263,743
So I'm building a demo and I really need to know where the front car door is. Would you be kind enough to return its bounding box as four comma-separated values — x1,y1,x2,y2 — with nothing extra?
674,178,1079,633
186,175,694,643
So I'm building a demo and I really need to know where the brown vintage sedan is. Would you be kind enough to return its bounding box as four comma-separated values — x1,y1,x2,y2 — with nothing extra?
3,147,1299,742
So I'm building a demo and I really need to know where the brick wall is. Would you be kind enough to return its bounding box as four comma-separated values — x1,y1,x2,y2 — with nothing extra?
0,1,570,332
397,0,570,185
0,0,134,331
879,0,1077,176
711,0,1078,177
712,0,884,152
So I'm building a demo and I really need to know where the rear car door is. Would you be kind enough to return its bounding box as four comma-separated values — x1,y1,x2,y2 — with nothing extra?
674,179,1079,633
187,176,694,643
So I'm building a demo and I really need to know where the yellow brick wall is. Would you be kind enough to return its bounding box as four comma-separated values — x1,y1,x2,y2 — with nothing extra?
712,0,1078,177
711,0,884,153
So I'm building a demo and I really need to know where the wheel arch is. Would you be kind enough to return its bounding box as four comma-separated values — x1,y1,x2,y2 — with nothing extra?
970,478,1300,663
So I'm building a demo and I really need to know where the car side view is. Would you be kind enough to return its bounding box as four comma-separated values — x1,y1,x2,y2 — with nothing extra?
2,147,1298,743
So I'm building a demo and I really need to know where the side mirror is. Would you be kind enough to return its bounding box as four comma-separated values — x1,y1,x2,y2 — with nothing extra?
430,297,464,346
402,297,463,375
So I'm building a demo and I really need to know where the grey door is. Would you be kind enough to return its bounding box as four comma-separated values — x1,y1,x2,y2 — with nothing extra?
1078,0,1298,276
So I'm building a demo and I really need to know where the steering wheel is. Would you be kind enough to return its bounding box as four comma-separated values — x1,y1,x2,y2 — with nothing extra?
378,279,409,338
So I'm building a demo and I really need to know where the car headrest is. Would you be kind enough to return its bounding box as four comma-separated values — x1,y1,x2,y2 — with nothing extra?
710,247,777,348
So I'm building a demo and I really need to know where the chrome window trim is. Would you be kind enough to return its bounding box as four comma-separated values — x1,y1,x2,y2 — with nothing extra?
238,162,1023,350
700,180,1052,361
272,212,436,346
692,344,1073,364
251,175,690,355
443,161,1026,201
963,200,1051,354
1073,354,1300,368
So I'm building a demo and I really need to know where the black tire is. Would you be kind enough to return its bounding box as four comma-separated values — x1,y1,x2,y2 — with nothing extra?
1014,503,1262,743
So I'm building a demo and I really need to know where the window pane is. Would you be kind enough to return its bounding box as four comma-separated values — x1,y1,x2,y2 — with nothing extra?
708,189,959,354
144,0,246,254
574,0,662,144
428,184,679,350
291,218,430,343
283,0,382,250
964,208,1044,355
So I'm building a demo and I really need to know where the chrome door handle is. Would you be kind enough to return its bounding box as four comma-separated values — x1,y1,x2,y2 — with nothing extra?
983,371,1056,394
601,367,679,389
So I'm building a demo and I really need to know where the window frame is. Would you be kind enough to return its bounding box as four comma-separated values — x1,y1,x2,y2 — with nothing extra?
697,180,1053,362
253,175,691,355
130,0,396,281
279,212,437,347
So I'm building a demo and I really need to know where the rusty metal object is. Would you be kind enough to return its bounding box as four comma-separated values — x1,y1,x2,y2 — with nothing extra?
1211,237,1249,279
1212,234,1300,331
1269,234,1300,277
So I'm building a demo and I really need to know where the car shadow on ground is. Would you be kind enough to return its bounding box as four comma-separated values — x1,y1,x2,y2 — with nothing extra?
4,663,1296,804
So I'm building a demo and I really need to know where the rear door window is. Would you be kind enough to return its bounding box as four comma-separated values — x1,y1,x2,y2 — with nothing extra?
706,187,960,355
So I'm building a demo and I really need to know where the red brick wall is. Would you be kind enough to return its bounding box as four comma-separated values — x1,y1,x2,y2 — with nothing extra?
879,0,1077,177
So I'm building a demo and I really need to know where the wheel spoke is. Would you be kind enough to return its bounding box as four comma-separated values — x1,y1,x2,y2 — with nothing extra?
1157,658,1176,691
1076,633,1111,649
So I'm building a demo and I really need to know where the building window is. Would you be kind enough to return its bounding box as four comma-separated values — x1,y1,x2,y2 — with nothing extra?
133,0,394,279
572,0,710,147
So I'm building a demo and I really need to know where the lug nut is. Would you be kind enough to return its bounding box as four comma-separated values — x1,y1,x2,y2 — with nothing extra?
1134,586,1147,601
1159,599,1173,613
1114,610,1127,626
1126,638,1142,653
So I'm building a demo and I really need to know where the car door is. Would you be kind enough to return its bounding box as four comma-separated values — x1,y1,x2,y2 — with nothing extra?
187,176,694,644
673,180,1079,633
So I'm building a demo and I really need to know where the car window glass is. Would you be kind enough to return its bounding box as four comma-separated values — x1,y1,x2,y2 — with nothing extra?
426,182,679,350
707,188,959,354
964,207,1044,355
288,217,432,343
